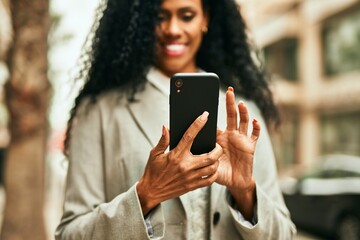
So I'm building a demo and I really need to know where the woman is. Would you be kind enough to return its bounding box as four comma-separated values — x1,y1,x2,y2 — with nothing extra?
56,0,296,239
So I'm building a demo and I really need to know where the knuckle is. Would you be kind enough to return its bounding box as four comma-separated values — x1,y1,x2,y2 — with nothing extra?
202,156,212,165
209,163,218,173
178,162,188,173
208,165,216,173
184,182,192,191
226,101,234,107
227,111,237,118
182,132,194,143
194,118,204,129
149,147,157,156
168,151,176,160
183,174,191,182
170,152,178,161
205,177,214,185
241,115,249,121
169,151,181,163
206,155,217,164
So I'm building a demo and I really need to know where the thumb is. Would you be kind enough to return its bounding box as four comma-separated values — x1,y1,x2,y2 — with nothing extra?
216,128,223,136
151,125,169,156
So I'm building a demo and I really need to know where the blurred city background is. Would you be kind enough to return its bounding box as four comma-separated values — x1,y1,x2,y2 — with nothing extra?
0,0,359,239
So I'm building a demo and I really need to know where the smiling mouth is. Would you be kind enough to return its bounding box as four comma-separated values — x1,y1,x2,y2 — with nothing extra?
162,44,187,57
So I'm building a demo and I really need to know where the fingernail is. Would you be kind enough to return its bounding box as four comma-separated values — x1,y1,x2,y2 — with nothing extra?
228,86,234,92
200,111,209,122
162,125,166,136
253,119,258,124
239,100,244,105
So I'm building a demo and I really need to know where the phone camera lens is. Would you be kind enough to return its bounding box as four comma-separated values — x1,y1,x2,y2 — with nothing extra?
175,79,183,88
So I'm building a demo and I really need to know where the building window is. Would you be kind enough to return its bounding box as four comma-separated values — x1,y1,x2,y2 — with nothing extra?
271,107,299,167
321,111,360,156
264,38,298,81
323,8,360,76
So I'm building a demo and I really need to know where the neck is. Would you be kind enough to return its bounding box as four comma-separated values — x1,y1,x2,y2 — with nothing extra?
156,64,198,78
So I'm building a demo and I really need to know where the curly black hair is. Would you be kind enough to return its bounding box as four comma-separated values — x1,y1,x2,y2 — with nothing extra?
64,0,280,152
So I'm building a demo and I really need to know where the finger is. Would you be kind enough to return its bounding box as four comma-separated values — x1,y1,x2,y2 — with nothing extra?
168,161,218,192
216,128,223,136
190,160,219,180
238,101,249,134
216,128,223,141
196,171,218,188
226,87,238,130
191,144,222,170
209,143,223,160
181,170,218,191
176,111,209,152
178,170,218,193
250,119,261,142
150,125,170,156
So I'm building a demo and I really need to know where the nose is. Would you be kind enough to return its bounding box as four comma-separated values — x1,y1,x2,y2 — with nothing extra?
162,17,181,37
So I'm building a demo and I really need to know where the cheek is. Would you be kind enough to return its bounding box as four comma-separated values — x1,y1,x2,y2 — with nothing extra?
187,21,205,47
189,29,203,50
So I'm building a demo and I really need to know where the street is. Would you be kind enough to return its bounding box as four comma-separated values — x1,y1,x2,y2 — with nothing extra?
296,230,323,240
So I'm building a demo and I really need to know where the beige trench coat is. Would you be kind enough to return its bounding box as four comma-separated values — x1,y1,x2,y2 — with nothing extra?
55,81,296,240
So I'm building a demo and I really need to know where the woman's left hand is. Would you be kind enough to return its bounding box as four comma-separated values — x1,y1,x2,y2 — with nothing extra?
216,87,261,220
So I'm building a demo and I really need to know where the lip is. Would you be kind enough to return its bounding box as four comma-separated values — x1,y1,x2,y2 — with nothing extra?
161,43,187,57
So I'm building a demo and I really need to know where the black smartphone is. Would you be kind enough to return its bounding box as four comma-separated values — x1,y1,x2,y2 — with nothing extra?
170,72,219,155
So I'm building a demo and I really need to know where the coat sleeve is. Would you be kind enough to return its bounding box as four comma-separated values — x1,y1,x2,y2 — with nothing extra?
55,99,165,240
227,101,297,240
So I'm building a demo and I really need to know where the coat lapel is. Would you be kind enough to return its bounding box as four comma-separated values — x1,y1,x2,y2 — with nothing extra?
127,83,168,147
127,81,192,215
210,183,225,212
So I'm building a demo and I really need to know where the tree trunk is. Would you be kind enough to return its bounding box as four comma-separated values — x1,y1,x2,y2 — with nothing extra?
0,0,12,59
1,0,50,239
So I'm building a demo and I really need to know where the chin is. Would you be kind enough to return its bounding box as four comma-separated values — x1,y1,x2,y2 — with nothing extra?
161,63,186,75
156,55,195,76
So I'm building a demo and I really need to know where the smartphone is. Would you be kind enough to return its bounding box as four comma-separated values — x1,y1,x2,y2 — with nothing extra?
170,72,219,155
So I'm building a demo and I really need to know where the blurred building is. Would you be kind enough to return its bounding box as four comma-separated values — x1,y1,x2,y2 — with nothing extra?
239,0,360,173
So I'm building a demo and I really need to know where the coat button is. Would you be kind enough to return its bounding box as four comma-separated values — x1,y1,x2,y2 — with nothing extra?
213,212,220,225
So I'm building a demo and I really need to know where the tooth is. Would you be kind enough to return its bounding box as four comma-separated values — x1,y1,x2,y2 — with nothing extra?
166,44,185,51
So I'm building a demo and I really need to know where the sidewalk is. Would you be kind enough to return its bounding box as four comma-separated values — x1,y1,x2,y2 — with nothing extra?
296,230,324,240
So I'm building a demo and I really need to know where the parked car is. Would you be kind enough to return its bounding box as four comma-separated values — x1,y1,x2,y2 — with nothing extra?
281,154,360,240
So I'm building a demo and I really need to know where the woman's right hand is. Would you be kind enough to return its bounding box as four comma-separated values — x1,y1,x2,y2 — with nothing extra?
136,111,223,216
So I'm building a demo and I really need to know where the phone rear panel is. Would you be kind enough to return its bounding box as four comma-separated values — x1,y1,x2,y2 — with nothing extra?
170,73,219,155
